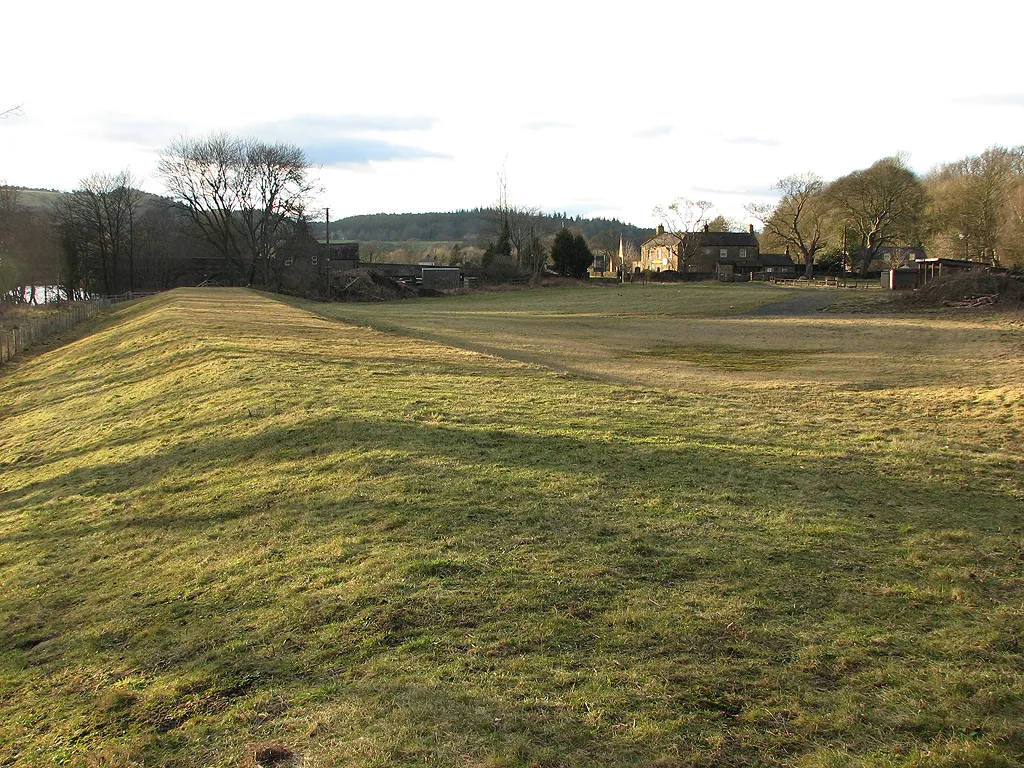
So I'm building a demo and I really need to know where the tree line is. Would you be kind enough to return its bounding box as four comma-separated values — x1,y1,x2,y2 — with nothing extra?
1,133,320,302
5,137,1023,301
325,209,651,245
742,147,1024,277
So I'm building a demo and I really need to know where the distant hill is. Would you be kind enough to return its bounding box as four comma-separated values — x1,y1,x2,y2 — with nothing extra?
321,209,653,245
6,186,172,213
7,189,654,248
8,188,65,211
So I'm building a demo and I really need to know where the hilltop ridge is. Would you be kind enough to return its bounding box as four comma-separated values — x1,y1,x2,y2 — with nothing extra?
320,209,653,244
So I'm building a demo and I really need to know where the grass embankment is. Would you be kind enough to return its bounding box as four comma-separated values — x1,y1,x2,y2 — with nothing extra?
1,287,1022,767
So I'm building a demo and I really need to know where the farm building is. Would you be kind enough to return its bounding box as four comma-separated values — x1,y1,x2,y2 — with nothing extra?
858,246,927,276
717,251,798,281
882,269,921,290
327,242,360,272
882,256,993,290
640,225,761,278
421,267,462,290
757,252,799,277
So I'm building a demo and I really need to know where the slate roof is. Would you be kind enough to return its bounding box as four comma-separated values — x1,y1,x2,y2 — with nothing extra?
758,252,797,267
866,246,927,271
687,231,760,248
641,232,683,248
642,230,760,249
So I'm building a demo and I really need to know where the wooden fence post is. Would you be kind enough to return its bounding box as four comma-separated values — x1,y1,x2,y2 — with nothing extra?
0,299,111,367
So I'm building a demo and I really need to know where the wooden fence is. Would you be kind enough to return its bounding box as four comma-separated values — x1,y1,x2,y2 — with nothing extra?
0,300,110,366
771,277,881,290
106,292,160,304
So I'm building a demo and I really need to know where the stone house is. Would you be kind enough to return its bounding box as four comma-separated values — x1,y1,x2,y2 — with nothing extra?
864,245,927,274
639,225,685,272
640,225,761,277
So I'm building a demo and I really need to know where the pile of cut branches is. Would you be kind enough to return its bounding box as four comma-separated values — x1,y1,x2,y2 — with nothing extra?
330,269,419,302
898,271,1024,308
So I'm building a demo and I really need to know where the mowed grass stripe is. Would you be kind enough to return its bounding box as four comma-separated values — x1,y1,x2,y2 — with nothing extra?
0,288,1022,767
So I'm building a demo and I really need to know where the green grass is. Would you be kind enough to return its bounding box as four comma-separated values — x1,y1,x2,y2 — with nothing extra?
1,287,1022,767
633,343,821,370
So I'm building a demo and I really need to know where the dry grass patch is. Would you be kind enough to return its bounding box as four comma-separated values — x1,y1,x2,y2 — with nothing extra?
1,287,1022,767
633,343,821,370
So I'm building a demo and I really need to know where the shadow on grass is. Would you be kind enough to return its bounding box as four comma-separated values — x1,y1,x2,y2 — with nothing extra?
3,290,1022,766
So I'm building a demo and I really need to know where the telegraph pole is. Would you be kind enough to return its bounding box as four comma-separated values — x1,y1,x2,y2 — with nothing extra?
324,207,330,298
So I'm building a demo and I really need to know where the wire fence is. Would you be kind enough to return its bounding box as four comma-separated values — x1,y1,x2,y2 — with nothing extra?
0,299,110,366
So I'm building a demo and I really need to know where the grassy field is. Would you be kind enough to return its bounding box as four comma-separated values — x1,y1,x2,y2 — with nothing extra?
1,286,1022,767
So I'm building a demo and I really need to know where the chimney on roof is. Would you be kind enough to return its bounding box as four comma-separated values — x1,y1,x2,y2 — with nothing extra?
656,224,664,235
703,223,709,233
748,224,754,234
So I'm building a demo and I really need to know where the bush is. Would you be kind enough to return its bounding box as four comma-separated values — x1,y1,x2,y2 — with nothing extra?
481,256,527,284
550,230,593,278
650,270,684,282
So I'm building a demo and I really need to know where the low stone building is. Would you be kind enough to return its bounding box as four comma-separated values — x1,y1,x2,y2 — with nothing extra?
421,267,462,290
881,269,921,290
882,256,992,290
756,252,799,277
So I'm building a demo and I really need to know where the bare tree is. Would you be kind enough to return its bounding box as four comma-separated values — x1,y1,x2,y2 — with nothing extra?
617,236,640,276
131,205,191,290
924,145,1024,264
361,242,383,263
587,228,620,275
0,105,23,120
0,185,65,303
156,133,247,282
747,174,831,277
1000,181,1024,266
156,133,317,286
652,198,714,273
484,168,546,277
0,184,22,297
0,185,20,252
235,141,318,286
828,156,924,276
51,171,142,295
654,198,714,235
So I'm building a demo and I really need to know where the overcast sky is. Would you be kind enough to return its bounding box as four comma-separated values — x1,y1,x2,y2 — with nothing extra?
3,0,1023,228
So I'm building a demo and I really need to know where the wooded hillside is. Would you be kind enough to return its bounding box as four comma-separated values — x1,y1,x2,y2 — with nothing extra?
321,209,653,244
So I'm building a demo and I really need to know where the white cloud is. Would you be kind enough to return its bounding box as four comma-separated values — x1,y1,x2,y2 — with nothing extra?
3,0,1024,223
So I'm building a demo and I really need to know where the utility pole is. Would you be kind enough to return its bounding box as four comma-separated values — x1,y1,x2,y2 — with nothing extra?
324,207,330,298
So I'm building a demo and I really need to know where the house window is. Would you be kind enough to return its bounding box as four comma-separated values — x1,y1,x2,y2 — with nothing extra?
739,248,746,258
720,248,728,259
